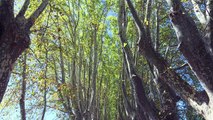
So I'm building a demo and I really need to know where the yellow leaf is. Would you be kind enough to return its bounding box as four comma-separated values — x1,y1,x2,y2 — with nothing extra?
123,43,127,47
144,18,149,26
52,92,58,99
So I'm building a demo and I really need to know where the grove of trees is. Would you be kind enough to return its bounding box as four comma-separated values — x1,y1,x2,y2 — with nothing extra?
0,0,213,120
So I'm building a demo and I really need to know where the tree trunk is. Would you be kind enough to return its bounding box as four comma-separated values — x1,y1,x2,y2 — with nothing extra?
125,0,213,119
19,52,27,120
166,0,213,119
167,0,213,94
118,1,159,119
0,18,30,103
0,0,49,103
41,45,48,120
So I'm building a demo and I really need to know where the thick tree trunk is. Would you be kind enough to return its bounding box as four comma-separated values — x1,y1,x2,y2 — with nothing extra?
165,0,213,119
125,0,213,119
166,0,213,94
145,1,179,119
0,22,30,102
126,0,207,103
0,0,48,103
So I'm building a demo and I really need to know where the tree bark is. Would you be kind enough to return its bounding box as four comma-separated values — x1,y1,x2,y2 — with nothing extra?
0,0,49,103
19,52,27,120
165,0,213,119
126,0,213,119
118,1,159,119
166,0,213,94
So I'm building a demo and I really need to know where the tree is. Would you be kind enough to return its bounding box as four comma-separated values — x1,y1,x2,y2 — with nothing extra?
166,0,213,119
0,0,49,102
122,0,213,119
19,52,27,120
1,0,213,119
118,1,158,119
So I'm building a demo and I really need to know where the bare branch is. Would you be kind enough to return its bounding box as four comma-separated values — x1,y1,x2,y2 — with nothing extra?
16,0,30,18
125,0,146,37
26,0,49,29
191,0,207,25
174,63,189,71
165,0,181,11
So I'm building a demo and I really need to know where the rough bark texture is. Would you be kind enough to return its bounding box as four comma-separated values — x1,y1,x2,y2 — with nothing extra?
166,0,213,119
144,1,179,119
118,1,159,119
0,15,30,103
126,0,212,119
168,3,213,93
0,0,49,102
126,0,208,104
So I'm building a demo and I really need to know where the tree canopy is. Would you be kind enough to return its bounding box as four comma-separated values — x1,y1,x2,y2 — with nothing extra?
0,0,213,120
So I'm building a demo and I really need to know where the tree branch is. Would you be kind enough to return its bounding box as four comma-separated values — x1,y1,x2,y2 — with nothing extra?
118,1,159,119
191,0,207,25
205,0,213,54
26,0,49,29
121,81,135,118
125,0,146,38
174,63,189,71
16,0,30,18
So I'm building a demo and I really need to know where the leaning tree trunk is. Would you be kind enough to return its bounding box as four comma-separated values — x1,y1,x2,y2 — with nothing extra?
125,0,212,119
166,0,213,94
166,0,213,119
144,1,179,119
118,1,159,119
0,0,49,102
